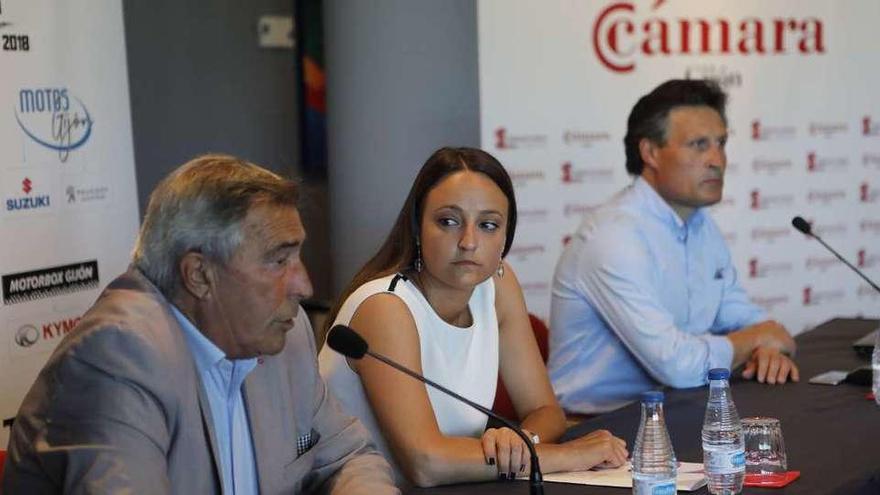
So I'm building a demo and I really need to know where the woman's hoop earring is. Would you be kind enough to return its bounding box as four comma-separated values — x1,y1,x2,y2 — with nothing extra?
497,261,504,278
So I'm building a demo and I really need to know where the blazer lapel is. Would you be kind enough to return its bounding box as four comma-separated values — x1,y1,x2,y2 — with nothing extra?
196,370,226,493
244,359,300,494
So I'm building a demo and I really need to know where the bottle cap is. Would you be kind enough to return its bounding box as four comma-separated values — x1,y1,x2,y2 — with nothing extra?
641,390,664,403
708,368,730,380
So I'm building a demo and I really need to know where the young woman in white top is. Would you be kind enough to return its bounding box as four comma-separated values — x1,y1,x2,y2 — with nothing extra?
319,147,628,487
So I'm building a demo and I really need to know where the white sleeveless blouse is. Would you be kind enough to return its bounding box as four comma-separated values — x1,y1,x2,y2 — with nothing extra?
318,273,499,479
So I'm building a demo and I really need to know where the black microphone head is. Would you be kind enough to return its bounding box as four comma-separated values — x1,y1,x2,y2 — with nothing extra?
327,325,368,359
792,216,812,235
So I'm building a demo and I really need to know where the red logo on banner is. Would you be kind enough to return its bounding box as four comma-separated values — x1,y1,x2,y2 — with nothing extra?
562,235,573,246
748,257,793,278
750,119,795,141
802,285,844,306
14,316,82,350
858,249,867,268
807,152,849,173
42,317,81,340
863,116,880,136
592,2,826,74
807,152,817,171
22,177,32,194
562,162,576,184
750,189,793,210
802,286,812,305
495,127,508,149
561,162,614,184
493,127,547,150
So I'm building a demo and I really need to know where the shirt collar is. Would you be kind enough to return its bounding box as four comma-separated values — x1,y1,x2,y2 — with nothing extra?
632,176,706,235
170,304,258,377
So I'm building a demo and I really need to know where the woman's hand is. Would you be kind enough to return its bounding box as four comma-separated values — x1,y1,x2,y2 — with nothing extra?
563,429,629,470
480,427,529,480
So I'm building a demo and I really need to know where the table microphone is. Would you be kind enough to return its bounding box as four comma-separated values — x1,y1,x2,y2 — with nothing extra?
791,216,880,294
326,324,544,495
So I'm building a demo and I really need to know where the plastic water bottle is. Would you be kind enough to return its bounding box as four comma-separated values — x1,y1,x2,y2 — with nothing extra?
632,391,677,495
873,331,880,406
702,368,745,494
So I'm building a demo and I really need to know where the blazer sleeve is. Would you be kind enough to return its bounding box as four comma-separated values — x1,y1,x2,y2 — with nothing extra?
294,313,399,495
4,327,173,495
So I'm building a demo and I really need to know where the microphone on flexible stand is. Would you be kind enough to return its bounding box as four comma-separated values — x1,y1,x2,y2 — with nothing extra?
792,216,880,385
326,324,544,495
791,216,880,294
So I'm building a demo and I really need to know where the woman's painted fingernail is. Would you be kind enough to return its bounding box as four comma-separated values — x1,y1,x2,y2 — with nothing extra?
488,457,495,466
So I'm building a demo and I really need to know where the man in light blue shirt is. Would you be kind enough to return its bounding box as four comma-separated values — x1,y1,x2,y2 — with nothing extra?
549,80,799,414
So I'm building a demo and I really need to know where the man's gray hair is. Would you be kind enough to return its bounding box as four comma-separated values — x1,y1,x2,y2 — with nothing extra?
132,153,299,296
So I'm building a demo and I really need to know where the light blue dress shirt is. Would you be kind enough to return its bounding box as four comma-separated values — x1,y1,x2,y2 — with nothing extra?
171,306,259,494
548,177,766,414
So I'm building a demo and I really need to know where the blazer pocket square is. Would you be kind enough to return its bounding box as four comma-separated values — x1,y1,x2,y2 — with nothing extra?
296,428,321,457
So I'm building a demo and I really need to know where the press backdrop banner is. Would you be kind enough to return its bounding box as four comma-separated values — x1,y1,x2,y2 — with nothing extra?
479,0,880,333
0,0,139,445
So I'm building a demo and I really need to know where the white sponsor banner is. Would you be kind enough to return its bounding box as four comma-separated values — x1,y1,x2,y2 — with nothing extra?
0,0,139,445
479,0,880,333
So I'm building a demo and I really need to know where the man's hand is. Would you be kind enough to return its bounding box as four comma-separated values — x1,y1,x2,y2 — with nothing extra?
728,320,796,367
746,320,796,354
741,347,799,384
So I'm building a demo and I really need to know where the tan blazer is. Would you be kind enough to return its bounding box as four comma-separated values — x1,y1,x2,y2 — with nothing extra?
2,269,397,494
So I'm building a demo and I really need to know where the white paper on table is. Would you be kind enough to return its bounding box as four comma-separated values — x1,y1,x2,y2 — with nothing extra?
535,461,707,492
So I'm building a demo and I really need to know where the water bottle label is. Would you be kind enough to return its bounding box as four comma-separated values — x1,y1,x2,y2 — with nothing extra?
704,446,746,474
633,479,676,495
652,482,676,495
731,451,745,466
